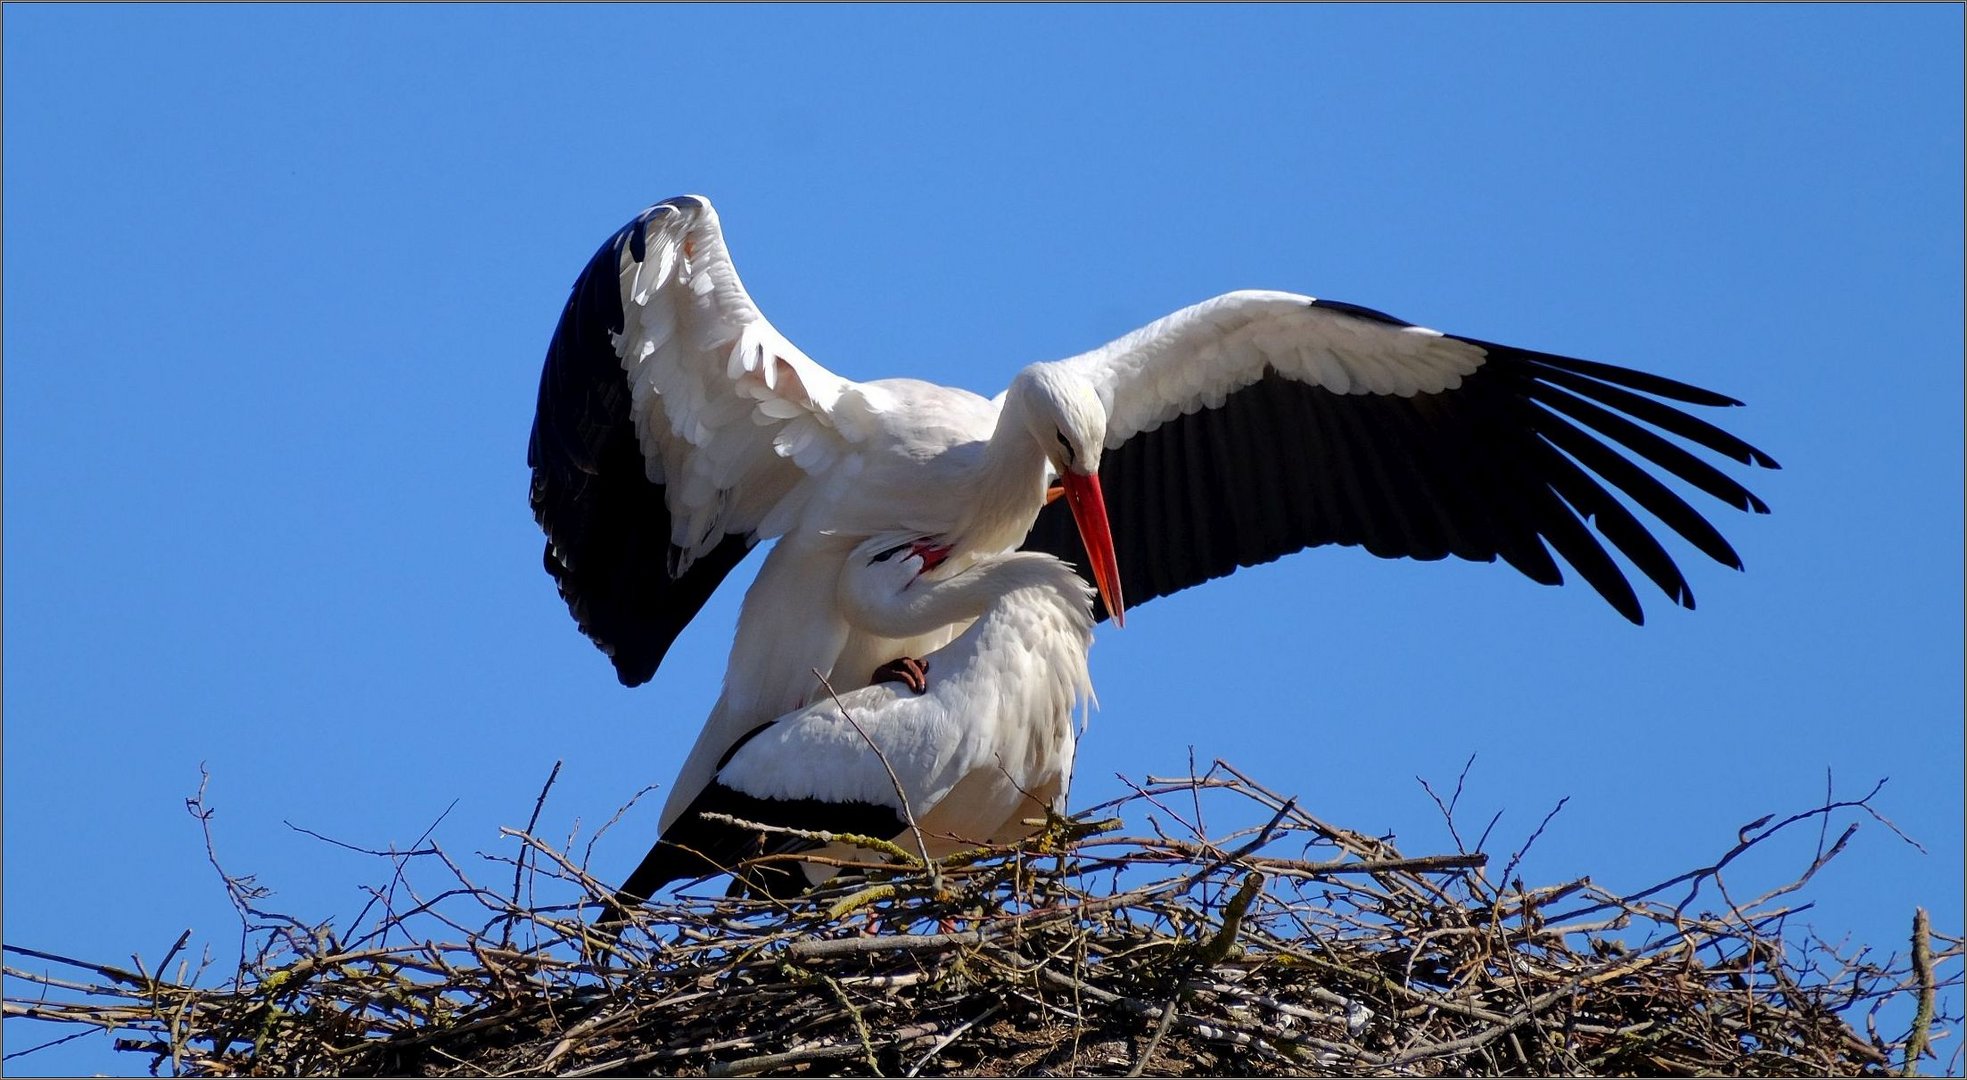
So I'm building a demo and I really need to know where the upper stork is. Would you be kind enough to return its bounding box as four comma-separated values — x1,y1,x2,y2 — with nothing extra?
528,195,1778,836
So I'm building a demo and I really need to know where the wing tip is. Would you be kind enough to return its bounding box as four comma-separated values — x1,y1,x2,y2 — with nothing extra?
620,196,711,264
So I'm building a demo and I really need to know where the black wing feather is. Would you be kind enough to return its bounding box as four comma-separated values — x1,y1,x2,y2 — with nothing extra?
527,201,757,687
1021,302,1777,625
1527,427,1691,608
1531,404,1746,571
610,782,907,910
1524,377,1770,514
1528,362,1778,468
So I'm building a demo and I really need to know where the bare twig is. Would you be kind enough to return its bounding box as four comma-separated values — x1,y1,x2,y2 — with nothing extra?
504,760,562,949
1905,906,1936,1075
814,669,939,885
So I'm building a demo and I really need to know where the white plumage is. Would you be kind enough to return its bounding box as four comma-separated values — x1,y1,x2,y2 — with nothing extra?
528,195,1778,879
610,538,1096,905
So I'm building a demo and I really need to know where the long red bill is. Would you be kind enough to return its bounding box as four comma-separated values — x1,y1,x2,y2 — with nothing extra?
1062,470,1126,627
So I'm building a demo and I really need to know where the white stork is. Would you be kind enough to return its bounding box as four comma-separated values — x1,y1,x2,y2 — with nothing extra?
527,195,1778,841
609,537,1096,906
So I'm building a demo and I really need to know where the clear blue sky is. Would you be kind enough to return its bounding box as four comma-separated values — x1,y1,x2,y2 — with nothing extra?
5,6,1961,1073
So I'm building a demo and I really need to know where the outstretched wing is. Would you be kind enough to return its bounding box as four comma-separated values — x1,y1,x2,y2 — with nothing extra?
529,196,854,685
1022,291,1779,623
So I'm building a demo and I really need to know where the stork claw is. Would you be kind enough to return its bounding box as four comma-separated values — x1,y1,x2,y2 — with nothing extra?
871,655,930,694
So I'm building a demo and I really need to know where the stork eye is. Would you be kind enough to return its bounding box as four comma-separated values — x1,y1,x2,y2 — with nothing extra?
869,540,914,564
1055,430,1075,466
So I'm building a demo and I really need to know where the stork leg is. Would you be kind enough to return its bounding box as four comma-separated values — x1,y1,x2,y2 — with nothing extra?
870,656,931,694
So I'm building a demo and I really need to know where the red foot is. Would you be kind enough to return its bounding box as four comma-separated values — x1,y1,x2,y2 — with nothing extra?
871,656,930,694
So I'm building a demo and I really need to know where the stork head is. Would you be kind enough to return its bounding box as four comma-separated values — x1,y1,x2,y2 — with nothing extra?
1013,364,1110,478
1011,365,1126,627
864,533,952,580
839,532,957,636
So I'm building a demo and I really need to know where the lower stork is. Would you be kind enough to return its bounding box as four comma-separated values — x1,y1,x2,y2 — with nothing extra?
609,537,1097,907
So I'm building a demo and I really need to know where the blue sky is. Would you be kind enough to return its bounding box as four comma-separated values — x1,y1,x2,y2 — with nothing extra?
4,6,1961,1073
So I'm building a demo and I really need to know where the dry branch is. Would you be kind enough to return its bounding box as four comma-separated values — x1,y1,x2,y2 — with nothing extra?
4,762,1959,1077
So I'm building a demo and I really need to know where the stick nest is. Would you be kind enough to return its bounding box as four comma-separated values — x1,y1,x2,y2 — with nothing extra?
5,761,1959,1076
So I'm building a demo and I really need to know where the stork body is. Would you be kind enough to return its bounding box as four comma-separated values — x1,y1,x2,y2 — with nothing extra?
637,363,1112,833
612,541,1096,905
528,195,1779,839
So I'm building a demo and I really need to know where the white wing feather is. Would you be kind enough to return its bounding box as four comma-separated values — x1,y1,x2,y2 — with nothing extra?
613,197,859,573
1051,290,1488,447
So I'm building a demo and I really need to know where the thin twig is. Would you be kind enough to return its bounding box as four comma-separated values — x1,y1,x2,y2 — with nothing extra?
504,760,562,949
813,669,940,886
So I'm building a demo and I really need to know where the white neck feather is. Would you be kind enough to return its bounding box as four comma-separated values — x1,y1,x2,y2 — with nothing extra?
960,383,1055,556
851,551,1093,642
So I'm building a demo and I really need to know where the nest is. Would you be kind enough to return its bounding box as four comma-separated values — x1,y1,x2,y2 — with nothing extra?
5,761,1959,1077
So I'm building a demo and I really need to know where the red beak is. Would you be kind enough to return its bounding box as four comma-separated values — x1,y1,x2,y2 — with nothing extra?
910,538,953,574
1062,470,1125,627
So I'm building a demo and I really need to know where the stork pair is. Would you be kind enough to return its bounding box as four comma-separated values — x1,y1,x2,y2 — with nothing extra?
527,196,1778,912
